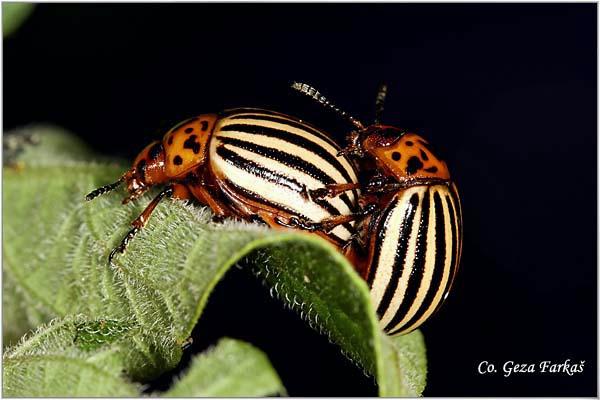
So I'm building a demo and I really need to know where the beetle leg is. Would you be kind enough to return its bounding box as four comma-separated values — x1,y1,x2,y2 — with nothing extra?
342,232,362,252
109,185,176,265
122,186,149,204
108,227,140,265
188,185,232,222
278,203,378,233
337,131,364,157
365,182,402,194
180,336,194,351
365,177,449,194
170,183,192,200
310,183,361,200
280,214,354,232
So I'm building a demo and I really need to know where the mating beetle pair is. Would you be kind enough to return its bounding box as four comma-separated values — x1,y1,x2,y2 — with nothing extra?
86,83,462,336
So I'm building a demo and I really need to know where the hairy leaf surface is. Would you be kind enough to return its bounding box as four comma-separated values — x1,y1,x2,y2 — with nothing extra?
3,316,282,397
164,338,285,397
3,128,427,395
3,315,140,397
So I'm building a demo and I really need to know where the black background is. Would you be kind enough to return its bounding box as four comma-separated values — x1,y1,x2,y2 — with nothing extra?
4,3,597,396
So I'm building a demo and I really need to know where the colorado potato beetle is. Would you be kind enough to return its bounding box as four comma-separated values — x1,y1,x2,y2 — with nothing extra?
86,108,360,263
290,83,463,335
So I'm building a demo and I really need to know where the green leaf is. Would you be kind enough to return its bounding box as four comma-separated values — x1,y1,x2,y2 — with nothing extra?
3,315,283,397
3,315,140,397
164,338,285,397
3,3,34,38
381,331,428,396
3,127,427,395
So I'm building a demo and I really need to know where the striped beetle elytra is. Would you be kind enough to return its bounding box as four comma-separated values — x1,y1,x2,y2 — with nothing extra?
291,83,463,336
86,108,360,264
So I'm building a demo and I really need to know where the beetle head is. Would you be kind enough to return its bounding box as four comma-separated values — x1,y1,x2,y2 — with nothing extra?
122,141,168,202
85,140,168,203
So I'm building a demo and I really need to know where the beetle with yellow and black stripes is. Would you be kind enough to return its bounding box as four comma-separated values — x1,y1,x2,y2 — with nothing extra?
86,107,360,264
291,82,463,336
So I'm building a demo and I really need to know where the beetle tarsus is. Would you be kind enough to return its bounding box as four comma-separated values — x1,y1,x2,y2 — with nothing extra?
342,233,360,252
310,187,330,200
279,215,348,233
211,214,226,223
293,204,377,234
108,226,139,265
310,183,361,200
277,215,319,231
181,336,194,350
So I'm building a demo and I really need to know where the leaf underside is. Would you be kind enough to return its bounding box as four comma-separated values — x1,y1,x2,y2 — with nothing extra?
2,127,427,396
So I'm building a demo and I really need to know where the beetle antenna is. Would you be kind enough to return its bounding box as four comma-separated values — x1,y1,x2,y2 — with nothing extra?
291,82,365,130
374,83,388,125
85,176,124,201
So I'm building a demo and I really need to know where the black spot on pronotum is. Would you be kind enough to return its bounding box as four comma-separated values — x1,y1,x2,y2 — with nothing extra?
136,159,147,181
420,149,429,161
392,151,401,161
406,156,423,175
200,121,209,131
167,136,173,145
148,143,163,160
425,166,438,173
183,135,201,154
173,155,183,165
405,140,414,146
185,127,194,134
